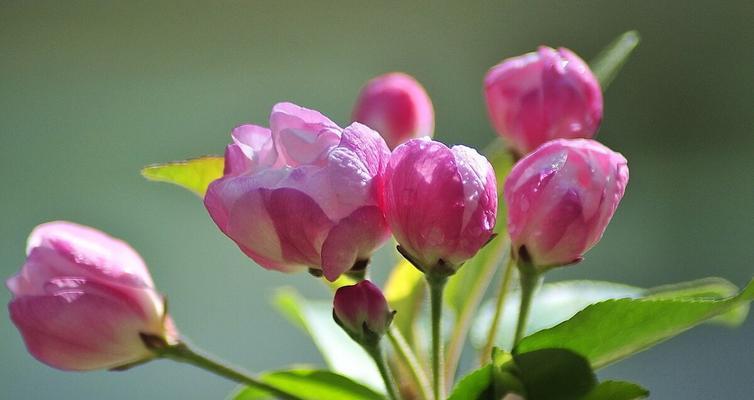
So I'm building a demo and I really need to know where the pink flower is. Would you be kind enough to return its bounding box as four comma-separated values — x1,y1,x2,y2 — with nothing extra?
484,46,603,157
352,72,434,150
384,138,498,271
333,280,393,341
204,102,391,281
6,221,176,371
504,139,629,269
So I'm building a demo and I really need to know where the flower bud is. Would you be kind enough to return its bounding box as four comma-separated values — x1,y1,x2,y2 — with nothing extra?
384,138,498,272
484,47,603,157
6,221,177,371
204,102,392,282
504,139,629,269
352,72,434,150
333,280,393,343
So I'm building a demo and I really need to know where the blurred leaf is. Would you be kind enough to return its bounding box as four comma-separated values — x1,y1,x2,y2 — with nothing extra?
512,348,597,400
589,30,641,90
582,381,649,400
515,280,754,369
141,156,224,196
473,277,748,351
384,258,425,344
273,288,384,392
232,369,384,400
447,364,494,400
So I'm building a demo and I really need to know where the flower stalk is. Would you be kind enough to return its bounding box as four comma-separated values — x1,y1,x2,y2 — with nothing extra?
480,255,516,363
149,338,302,400
512,264,543,346
427,272,448,400
387,326,432,400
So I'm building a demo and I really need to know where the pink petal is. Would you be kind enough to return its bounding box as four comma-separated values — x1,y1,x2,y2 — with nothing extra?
321,206,390,281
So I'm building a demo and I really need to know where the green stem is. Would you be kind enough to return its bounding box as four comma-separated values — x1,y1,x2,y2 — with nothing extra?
480,255,515,364
387,326,433,400
512,267,542,346
159,341,302,400
444,236,508,386
427,274,448,400
365,344,401,400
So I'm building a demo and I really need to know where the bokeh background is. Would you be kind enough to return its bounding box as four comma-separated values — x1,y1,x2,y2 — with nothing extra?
2,1,752,398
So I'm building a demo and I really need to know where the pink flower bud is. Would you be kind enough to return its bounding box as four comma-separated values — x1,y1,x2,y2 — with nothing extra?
384,138,498,271
6,221,177,371
504,139,629,269
352,72,434,150
333,280,393,341
484,46,603,156
204,102,392,282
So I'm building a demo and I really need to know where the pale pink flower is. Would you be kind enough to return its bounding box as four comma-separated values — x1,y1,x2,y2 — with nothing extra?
7,221,176,371
205,102,391,281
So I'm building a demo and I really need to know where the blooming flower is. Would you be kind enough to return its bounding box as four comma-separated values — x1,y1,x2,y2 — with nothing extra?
504,139,629,269
7,221,176,371
352,72,434,150
333,280,393,342
205,102,391,281
383,138,498,271
484,46,603,156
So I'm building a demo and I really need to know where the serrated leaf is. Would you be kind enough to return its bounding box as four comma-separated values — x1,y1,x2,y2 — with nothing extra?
589,30,641,89
141,156,224,196
384,258,425,344
515,280,754,369
472,277,748,351
231,369,384,400
273,288,384,392
582,380,649,400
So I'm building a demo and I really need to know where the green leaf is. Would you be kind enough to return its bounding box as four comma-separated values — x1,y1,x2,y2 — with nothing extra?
515,280,754,369
472,280,642,351
512,348,597,400
141,156,224,196
232,369,385,400
447,364,494,400
473,277,748,351
582,381,649,400
589,30,641,89
384,258,425,344
273,288,384,392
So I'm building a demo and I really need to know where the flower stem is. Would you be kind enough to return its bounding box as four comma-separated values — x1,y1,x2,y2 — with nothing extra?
387,326,433,400
444,236,508,386
158,341,303,400
480,255,516,364
512,268,542,346
427,273,448,400
364,343,401,400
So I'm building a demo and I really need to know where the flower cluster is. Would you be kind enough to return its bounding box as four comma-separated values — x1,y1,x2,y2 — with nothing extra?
11,34,744,400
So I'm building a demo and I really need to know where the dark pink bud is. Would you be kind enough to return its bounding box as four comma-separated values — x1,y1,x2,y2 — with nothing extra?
484,47,603,156
504,139,629,269
384,138,498,271
352,73,434,150
6,221,177,371
333,280,392,341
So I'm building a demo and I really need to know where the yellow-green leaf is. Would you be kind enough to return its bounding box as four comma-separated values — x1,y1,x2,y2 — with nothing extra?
384,258,425,344
141,156,224,196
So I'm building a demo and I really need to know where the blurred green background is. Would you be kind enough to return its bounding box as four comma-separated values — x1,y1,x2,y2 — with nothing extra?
2,1,752,398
